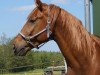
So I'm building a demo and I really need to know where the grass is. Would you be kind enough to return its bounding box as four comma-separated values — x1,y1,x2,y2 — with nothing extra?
0,69,43,75
0,69,61,75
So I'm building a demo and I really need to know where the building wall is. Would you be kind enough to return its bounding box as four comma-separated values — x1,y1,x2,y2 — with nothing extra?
93,0,100,36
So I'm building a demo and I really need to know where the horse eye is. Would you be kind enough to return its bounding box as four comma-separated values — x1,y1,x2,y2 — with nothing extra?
29,19,35,23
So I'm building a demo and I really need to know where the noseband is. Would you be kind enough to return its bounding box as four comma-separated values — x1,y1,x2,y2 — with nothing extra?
19,5,60,49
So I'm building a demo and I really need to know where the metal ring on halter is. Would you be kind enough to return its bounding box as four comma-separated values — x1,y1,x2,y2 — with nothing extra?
25,37,30,41
47,20,51,24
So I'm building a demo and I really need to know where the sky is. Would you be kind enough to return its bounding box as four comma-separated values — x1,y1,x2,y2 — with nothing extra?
0,0,86,51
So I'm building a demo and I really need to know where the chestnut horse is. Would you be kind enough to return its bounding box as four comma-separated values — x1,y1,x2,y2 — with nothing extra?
13,0,100,75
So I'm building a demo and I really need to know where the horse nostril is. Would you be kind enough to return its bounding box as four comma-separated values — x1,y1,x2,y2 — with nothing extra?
13,44,15,50
13,44,17,55
13,44,17,52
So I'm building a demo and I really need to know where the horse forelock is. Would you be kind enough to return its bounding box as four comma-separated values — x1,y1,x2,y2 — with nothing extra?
27,4,58,20
27,6,38,20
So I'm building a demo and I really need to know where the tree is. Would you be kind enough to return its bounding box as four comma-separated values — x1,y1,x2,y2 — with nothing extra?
0,34,64,72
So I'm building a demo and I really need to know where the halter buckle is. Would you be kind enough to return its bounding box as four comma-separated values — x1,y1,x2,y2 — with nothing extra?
25,37,30,41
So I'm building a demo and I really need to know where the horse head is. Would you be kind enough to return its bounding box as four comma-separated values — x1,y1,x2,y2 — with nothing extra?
13,0,60,56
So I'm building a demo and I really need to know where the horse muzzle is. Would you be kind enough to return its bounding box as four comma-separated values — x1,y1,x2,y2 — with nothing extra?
13,44,31,56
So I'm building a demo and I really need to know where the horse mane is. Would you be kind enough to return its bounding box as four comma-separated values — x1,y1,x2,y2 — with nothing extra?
91,34,100,46
58,7,95,56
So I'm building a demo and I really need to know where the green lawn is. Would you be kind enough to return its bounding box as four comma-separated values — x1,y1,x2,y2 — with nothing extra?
0,69,43,75
0,69,61,75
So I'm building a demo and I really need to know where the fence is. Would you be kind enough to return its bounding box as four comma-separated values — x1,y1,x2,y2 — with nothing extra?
0,69,9,74
0,65,35,74
0,66,66,75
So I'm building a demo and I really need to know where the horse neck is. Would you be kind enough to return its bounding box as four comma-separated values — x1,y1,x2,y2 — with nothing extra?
53,9,95,70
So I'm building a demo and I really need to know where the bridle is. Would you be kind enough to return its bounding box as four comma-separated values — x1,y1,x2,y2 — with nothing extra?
19,5,60,49
19,17,52,49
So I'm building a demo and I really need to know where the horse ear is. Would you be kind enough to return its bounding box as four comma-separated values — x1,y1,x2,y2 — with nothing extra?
35,0,43,11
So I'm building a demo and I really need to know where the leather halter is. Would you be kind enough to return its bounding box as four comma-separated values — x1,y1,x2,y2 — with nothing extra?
19,5,60,49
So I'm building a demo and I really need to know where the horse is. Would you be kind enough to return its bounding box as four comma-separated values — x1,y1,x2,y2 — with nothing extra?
13,0,100,75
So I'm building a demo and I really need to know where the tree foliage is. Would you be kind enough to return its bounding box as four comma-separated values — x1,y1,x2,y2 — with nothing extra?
0,34,64,72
